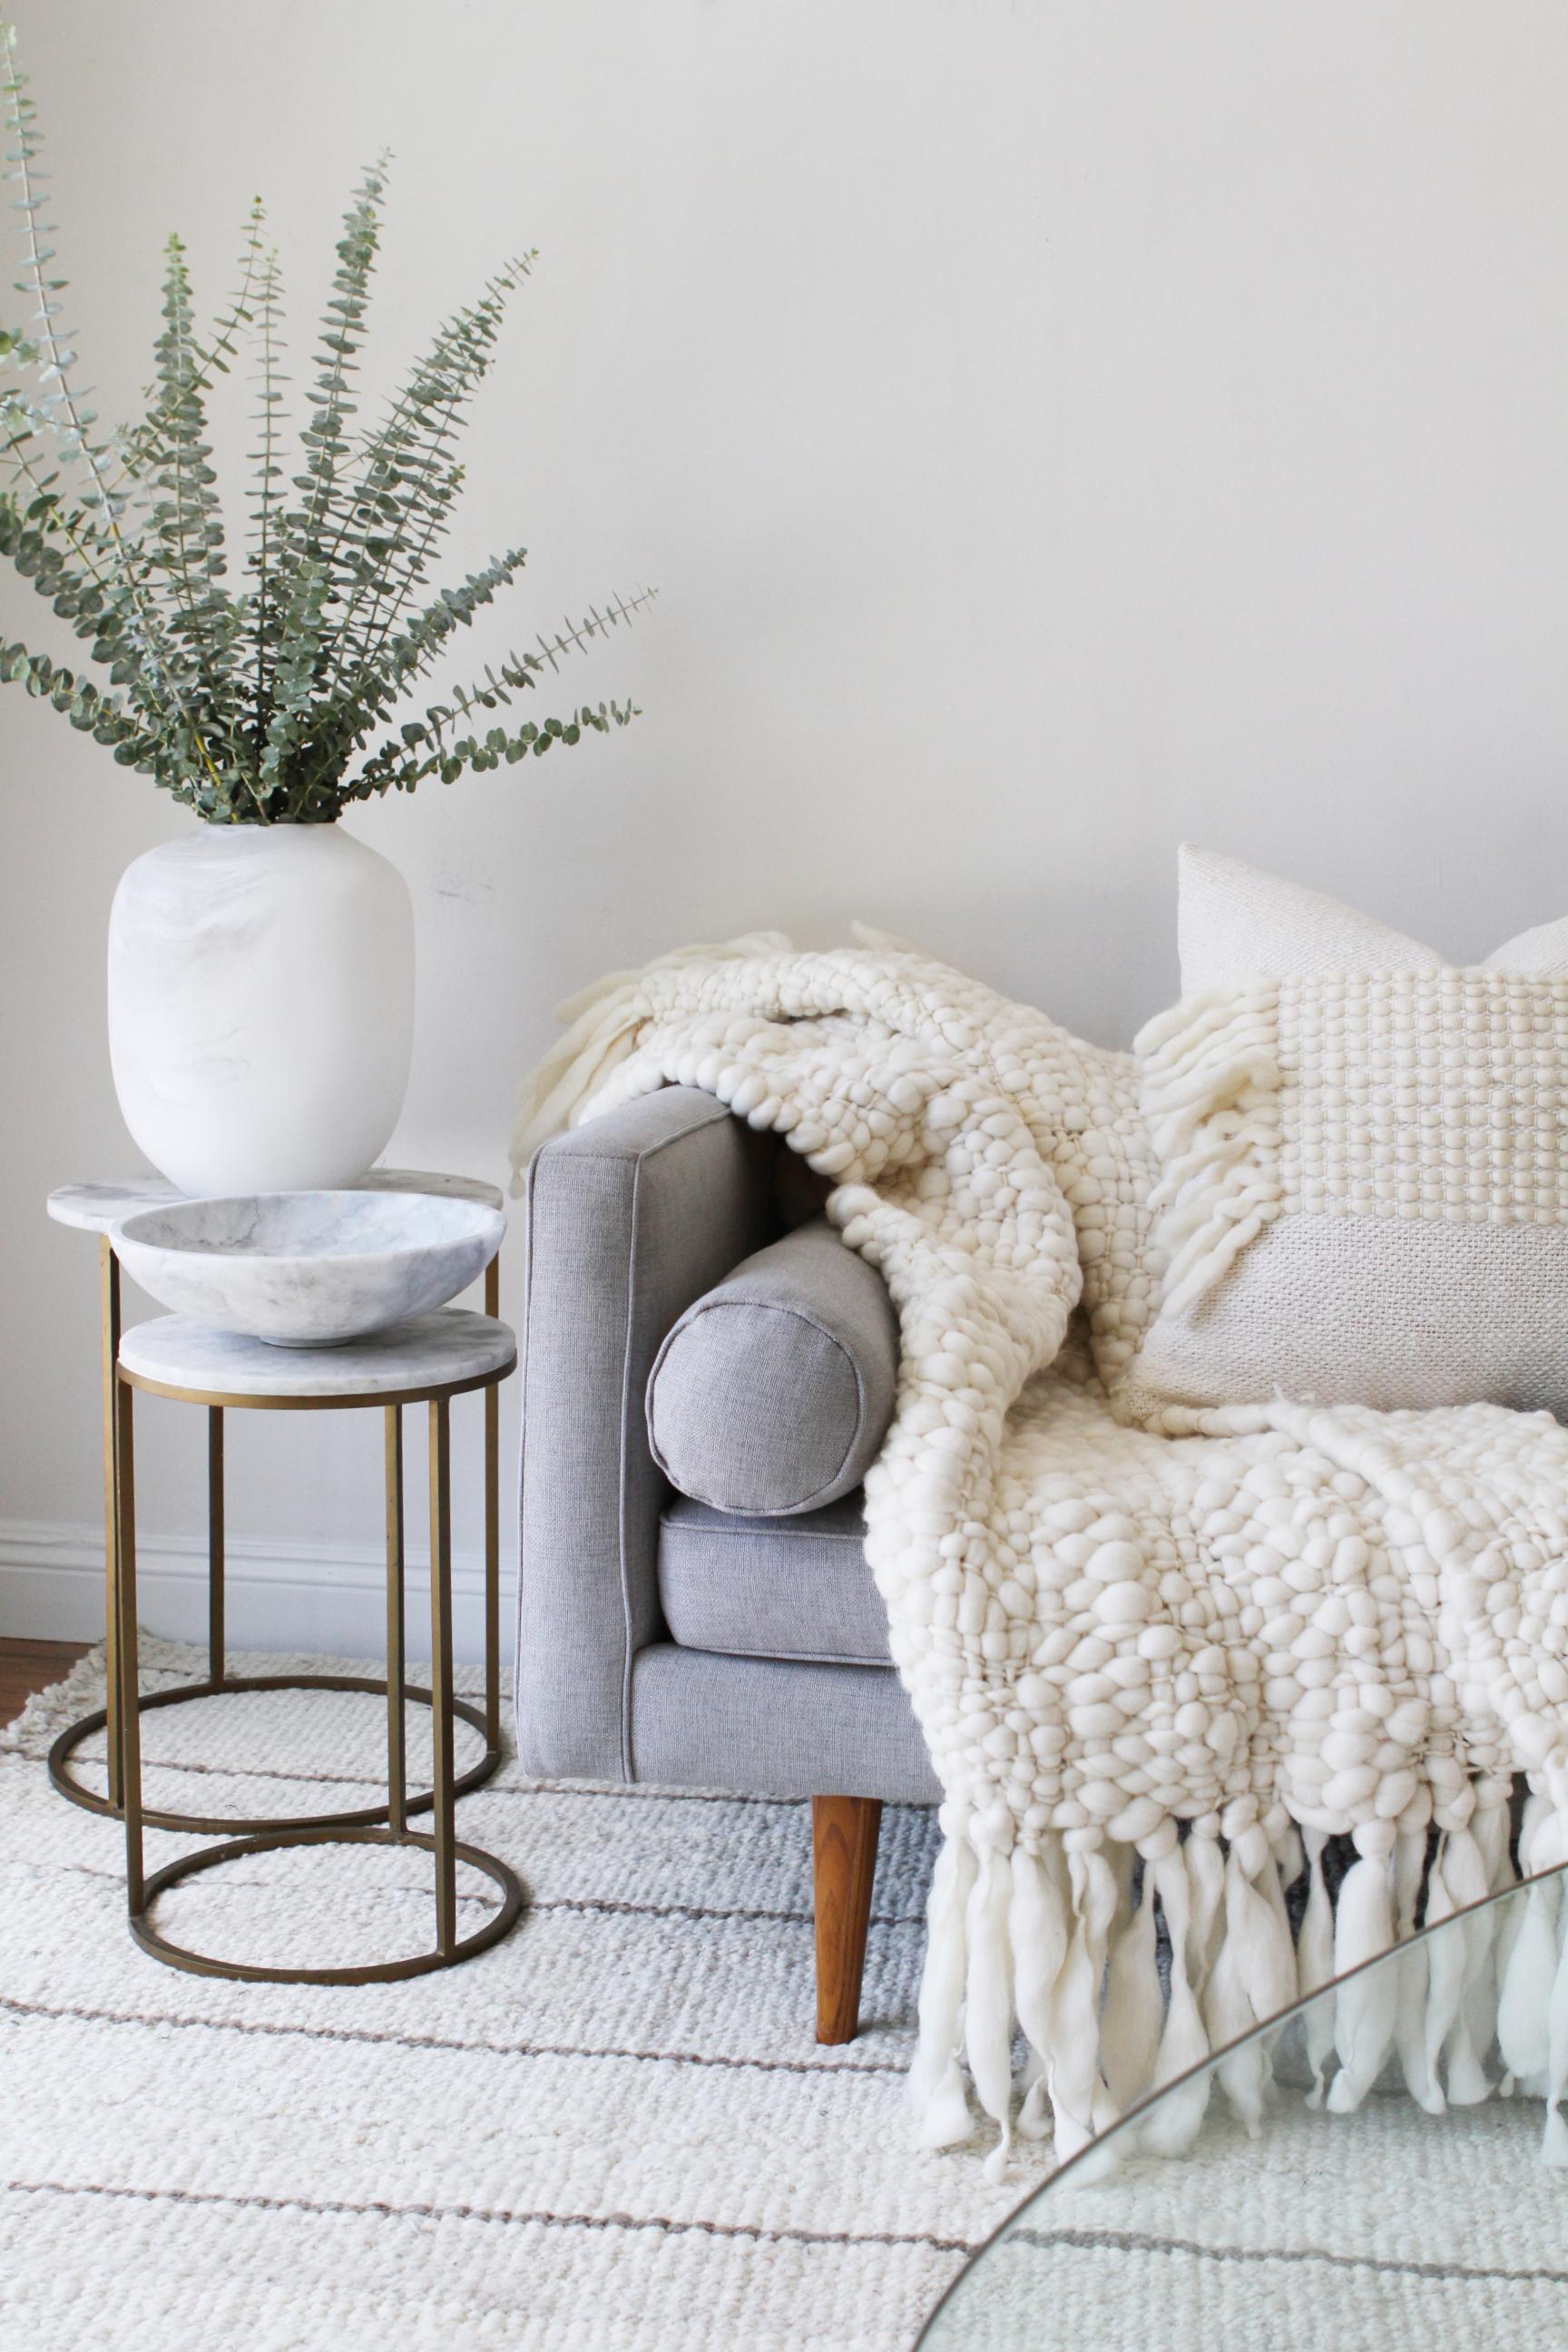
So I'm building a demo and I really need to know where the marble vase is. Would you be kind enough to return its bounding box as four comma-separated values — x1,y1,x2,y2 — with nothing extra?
107,823,416,1196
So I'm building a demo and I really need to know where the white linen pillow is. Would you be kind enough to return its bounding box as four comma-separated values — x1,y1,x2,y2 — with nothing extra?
1113,854,1568,1426
1178,843,1568,990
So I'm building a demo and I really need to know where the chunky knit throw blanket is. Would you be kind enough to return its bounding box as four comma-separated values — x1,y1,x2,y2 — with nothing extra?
513,940,1568,2174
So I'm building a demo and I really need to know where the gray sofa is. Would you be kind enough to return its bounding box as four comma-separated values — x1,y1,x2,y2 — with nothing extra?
514,1084,938,2041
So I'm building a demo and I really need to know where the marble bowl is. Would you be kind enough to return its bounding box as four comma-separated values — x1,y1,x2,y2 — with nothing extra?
112,1191,505,1348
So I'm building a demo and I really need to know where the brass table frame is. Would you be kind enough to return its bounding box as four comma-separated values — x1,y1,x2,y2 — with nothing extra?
109,1303,524,1984
48,1247,507,1838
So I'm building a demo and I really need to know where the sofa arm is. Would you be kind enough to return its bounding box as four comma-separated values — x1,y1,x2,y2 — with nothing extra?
514,1084,778,1778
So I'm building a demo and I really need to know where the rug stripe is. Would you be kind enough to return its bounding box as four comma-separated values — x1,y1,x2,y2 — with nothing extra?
1,2177,976,2256
0,1991,907,2077
1012,2225,1568,2290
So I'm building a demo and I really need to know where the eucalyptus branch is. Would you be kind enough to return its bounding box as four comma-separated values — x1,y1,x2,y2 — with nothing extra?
279,544,530,812
4,43,160,655
144,234,242,716
290,154,387,578
0,23,227,794
331,260,530,680
0,399,116,601
248,242,286,755
0,29,652,825
348,694,641,802
113,194,266,492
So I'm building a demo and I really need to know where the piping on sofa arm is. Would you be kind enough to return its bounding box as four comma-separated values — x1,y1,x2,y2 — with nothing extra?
514,1083,779,1779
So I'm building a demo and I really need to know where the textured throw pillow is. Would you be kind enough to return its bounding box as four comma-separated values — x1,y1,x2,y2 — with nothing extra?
1178,843,1568,990
1116,853,1568,1424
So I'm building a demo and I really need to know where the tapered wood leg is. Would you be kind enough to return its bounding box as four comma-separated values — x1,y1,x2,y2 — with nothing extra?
812,1795,882,2043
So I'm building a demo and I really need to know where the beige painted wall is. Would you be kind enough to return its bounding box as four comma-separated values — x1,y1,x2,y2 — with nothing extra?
3,0,1566,1650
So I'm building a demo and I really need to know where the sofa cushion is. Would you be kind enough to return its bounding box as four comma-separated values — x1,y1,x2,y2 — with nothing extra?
645,1218,898,1515
657,1492,891,1665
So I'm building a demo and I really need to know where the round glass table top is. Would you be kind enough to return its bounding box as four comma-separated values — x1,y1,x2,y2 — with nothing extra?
919,1863,1568,2349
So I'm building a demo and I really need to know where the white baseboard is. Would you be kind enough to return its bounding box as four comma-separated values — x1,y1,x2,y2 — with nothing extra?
0,1516,515,1667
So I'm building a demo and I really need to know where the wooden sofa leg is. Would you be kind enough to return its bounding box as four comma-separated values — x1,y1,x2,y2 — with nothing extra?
812,1794,883,2044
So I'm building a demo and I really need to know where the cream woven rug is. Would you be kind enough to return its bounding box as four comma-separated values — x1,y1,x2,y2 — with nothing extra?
0,1642,1043,2350
5,1647,1568,2350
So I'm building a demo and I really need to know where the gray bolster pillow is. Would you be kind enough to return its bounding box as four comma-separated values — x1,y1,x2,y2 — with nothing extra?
645,1218,899,1516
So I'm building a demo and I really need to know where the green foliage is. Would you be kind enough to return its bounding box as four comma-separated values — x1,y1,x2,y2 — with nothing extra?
0,24,653,823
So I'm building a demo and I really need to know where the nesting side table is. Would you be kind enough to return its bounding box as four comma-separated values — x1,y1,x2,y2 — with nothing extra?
45,1172,508,1838
45,1172,525,1984
112,1309,524,1982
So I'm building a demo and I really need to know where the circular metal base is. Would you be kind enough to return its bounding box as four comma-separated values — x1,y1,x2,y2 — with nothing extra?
47,1673,501,1837
130,1822,527,1984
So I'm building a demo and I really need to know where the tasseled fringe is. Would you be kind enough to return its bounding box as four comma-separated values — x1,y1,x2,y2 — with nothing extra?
1203,1825,1298,2132
1136,1843,1211,2154
1391,1818,1444,2115
1010,1844,1067,2145
1298,1828,1337,2107
1132,986,1283,1318
1325,1821,1398,2112
965,1848,1016,2181
1101,1850,1162,2114
911,1782,1568,2179
909,1838,975,2151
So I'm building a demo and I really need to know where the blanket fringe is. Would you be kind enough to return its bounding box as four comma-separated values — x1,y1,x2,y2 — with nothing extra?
1298,1828,1338,2106
913,1787,1568,2179
507,932,793,1182
1138,1843,1211,2155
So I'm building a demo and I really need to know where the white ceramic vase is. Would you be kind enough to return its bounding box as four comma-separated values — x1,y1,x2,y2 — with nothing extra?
107,823,416,1197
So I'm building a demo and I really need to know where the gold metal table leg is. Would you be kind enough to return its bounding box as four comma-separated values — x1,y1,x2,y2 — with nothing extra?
51,1376,503,1838
208,1406,225,1686
385,1406,407,1837
100,1239,122,1811
114,1372,143,1916
484,1253,501,1753
428,1396,457,1957
120,1369,524,1987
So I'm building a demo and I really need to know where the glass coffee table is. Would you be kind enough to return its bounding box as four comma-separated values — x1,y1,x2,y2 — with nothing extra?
919,1864,1568,2347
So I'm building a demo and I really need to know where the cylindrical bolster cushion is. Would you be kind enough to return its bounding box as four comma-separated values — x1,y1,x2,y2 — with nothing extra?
645,1218,899,1516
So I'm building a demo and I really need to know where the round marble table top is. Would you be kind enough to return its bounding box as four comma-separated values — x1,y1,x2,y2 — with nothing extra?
118,1308,517,1402
48,1166,505,1235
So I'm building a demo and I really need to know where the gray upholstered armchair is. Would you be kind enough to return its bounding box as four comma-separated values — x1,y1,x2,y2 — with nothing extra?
515,1085,938,2041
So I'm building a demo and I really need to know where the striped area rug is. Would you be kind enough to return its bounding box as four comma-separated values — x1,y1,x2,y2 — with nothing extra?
8,1648,1567,2349
0,1641,1043,2349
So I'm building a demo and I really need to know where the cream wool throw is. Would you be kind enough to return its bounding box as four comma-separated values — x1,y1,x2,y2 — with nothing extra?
512,941,1568,2175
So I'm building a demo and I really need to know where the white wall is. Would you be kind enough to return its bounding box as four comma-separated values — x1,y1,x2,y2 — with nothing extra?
4,0,1567,1653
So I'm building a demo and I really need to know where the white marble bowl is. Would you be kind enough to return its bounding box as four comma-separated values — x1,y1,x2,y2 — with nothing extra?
112,1191,505,1347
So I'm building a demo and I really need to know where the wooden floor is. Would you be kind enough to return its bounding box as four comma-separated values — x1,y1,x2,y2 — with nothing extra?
0,1637,90,1730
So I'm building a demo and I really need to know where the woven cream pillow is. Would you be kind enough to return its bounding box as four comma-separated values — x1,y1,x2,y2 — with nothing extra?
1117,852,1568,1423
1177,843,1568,987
